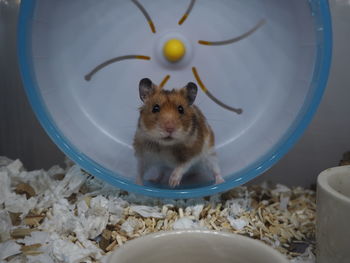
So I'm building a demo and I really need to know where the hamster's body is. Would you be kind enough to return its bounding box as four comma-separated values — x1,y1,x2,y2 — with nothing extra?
133,78,224,187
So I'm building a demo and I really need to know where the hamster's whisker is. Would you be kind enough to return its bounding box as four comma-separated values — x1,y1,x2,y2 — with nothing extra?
178,0,196,25
198,19,266,46
192,67,243,114
131,0,156,33
159,75,170,89
84,55,151,81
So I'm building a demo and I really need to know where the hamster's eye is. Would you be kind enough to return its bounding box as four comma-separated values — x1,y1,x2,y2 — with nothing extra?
178,105,184,114
152,104,160,113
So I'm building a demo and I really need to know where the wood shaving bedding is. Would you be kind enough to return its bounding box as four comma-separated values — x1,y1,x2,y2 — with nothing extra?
0,157,317,263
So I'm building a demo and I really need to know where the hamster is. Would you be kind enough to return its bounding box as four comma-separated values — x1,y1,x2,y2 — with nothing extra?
133,78,224,188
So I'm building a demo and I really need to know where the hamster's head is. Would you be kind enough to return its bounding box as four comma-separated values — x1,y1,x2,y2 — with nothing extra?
138,78,198,145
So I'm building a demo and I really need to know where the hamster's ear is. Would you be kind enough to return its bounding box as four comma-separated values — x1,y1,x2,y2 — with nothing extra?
139,78,155,102
184,82,198,105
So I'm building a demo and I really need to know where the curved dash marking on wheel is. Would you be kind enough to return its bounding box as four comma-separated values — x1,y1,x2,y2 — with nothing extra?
159,75,171,89
131,0,156,33
198,19,266,46
178,0,196,25
84,55,151,81
192,67,242,114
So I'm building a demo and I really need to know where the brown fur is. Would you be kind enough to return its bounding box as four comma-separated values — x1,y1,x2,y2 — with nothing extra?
133,79,224,187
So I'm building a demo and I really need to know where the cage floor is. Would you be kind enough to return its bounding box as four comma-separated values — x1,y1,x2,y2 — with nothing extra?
0,157,316,262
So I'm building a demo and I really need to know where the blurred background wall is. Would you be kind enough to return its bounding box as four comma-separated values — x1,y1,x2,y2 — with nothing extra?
1,0,349,188
0,0,64,169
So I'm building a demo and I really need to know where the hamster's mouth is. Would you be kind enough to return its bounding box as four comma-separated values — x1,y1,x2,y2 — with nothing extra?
162,136,174,141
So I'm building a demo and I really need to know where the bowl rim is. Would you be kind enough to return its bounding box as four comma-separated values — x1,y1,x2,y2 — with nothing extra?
317,165,350,204
104,230,289,263
17,0,332,198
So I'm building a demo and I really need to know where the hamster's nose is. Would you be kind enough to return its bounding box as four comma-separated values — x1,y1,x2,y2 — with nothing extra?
164,123,176,134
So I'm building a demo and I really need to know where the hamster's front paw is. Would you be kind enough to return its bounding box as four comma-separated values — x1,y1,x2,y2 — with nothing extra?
169,172,182,188
136,176,144,186
214,174,225,185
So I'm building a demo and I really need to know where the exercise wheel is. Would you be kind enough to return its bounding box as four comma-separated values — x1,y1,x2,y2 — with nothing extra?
18,0,332,198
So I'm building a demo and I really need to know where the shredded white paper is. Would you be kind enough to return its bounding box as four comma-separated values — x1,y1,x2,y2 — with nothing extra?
130,205,164,219
227,217,248,231
0,240,21,260
173,217,204,230
0,210,12,241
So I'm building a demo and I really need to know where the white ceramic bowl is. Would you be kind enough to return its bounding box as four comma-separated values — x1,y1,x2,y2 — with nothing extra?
316,165,350,263
104,230,289,263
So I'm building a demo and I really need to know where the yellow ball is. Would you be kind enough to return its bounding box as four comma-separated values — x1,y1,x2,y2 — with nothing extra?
163,39,186,62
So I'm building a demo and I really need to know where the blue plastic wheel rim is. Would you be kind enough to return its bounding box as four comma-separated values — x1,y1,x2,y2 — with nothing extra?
18,0,332,199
